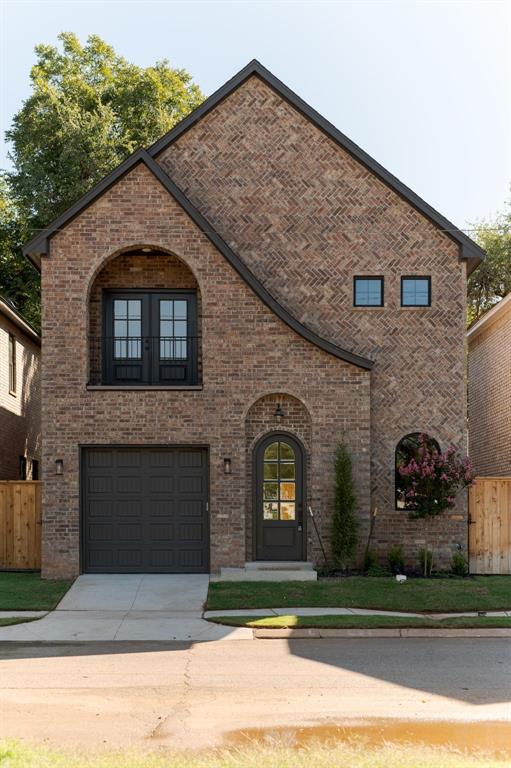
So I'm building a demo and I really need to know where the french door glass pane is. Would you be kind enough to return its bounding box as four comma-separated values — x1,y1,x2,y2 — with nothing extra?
160,299,188,360
114,299,141,359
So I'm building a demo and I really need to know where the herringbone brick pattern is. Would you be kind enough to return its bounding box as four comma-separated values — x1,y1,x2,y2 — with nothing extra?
158,75,468,566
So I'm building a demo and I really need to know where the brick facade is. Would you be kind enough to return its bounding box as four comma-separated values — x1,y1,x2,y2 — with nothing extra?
38,70,471,576
468,295,511,476
157,74,469,567
0,305,41,480
41,163,370,577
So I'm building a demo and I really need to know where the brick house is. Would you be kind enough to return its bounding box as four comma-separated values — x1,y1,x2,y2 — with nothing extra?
23,60,484,578
468,294,511,477
0,296,41,480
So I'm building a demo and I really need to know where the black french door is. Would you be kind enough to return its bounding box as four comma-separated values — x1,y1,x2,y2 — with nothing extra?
103,290,197,385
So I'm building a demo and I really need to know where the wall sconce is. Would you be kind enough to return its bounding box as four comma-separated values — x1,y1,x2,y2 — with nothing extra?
55,459,64,476
274,403,285,423
223,457,232,475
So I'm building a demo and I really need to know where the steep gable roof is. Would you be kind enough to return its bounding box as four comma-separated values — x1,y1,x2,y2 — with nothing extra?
148,59,485,275
23,149,373,370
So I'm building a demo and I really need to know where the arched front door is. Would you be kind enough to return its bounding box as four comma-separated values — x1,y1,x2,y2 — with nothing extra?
254,434,305,561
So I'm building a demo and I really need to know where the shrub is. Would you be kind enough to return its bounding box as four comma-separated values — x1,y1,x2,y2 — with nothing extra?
387,544,405,574
397,434,474,519
363,549,378,572
419,547,434,577
331,442,358,570
452,550,469,576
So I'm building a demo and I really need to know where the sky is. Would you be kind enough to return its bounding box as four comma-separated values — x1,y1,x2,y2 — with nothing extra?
1,0,510,229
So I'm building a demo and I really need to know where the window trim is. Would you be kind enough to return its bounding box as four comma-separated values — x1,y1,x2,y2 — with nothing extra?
353,276,385,308
400,275,431,308
8,333,16,395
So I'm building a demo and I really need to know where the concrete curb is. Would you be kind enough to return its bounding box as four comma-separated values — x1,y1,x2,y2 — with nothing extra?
253,627,511,639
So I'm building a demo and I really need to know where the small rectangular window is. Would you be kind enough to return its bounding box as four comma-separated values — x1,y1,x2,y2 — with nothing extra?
354,277,384,307
19,456,27,481
8,334,16,394
401,276,431,307
32,459,39,481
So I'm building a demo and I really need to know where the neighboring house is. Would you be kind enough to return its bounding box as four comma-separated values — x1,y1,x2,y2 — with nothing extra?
23,60,484,578
0,296,41,480
468,294,511,477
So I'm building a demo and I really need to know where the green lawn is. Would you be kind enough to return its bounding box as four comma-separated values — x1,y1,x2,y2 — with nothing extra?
0,741,508,768
208,614,511,630
0,573,73,610
0,617,40,628
207,576,511,613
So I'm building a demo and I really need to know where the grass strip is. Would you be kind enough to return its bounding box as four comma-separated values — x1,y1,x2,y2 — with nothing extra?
207,614,511,629
0,739,509,768
0,617,41,628
207,576,511,613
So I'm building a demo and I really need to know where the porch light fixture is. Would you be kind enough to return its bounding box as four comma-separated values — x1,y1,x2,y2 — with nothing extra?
223,457,232,475
274,403,285,423
141,247,152,253
55,459,64,476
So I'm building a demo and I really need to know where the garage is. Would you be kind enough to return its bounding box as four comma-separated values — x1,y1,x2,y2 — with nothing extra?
82,447,209,573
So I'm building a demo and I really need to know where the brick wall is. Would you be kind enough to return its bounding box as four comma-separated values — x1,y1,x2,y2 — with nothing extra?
157,74,469,567
0,313,41,480
468,299,511,476
41,162,370,577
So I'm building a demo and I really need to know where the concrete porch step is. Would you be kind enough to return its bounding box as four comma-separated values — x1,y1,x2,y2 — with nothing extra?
212,563,318,582
245,561,315,571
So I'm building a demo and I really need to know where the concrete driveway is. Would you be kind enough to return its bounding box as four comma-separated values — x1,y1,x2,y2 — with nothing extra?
0,574,251,642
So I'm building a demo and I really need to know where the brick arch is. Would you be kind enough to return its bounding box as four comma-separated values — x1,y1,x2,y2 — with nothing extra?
87,246,203,386
245,393,312,560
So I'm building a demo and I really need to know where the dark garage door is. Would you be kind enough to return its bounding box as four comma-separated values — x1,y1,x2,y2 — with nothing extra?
82,447,208,573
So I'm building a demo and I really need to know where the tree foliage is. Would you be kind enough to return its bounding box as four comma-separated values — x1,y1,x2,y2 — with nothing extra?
0,177,40,329
331,442,358,570
1,33,204,327
468,199,511,325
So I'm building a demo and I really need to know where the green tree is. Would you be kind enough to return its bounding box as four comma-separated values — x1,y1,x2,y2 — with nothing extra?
468,200,511,325
1,33,204,325
0,177,40,329
331,442,358,570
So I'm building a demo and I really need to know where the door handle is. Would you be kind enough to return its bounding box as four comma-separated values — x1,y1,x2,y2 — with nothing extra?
297,524,303,532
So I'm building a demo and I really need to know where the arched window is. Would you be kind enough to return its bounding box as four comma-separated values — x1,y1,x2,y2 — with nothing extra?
395,433,440,510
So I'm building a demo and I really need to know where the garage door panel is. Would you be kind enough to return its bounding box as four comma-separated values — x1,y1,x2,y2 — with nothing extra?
149,476,174,494
87,523,113,541
179,476,203,493
88,476,112,494
116,451,143,468
150,523,174,540
87,451,113,468
83,447,208,573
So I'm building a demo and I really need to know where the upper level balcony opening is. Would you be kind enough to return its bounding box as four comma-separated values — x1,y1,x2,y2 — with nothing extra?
88,247,202,387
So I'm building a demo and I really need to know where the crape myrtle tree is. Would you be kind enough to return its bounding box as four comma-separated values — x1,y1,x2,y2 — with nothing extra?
1,32,204,328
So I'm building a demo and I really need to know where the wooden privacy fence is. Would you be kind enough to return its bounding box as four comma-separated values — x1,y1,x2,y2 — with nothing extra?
0,481,42,570
469,477,511,574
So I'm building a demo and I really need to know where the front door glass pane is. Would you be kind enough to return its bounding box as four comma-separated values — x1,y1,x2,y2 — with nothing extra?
114,299,141,359
262,441,297,521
